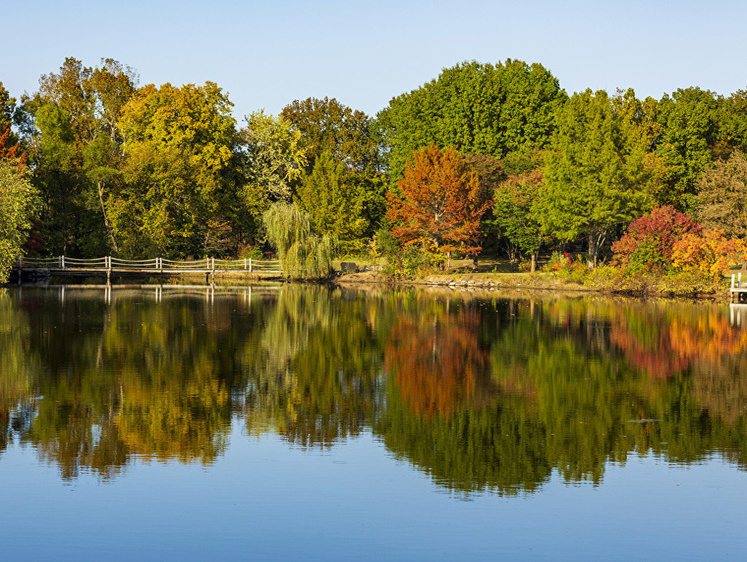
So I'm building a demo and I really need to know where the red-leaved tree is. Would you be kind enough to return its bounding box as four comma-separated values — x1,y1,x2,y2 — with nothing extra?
386,145,492,258
612,205,702,270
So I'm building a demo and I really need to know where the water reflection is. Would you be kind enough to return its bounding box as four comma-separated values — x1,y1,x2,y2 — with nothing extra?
0,287,746,494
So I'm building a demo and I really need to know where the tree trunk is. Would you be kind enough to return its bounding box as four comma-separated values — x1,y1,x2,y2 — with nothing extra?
98,180,119,254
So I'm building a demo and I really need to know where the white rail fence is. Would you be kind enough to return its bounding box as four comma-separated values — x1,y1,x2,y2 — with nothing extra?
16,256,281,273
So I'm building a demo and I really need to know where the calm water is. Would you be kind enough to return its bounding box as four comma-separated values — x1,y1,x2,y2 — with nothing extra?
1,285,747,560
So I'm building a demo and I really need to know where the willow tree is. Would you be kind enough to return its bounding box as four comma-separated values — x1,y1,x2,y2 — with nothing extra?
262,202,334,279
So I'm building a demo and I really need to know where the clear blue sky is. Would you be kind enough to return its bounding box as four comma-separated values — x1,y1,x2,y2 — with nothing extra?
3,0,747,123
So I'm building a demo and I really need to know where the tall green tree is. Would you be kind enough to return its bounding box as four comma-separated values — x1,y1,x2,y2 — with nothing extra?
655,87,720,211
281,98,387,233
0,159,38,281
237,110,306,242
379,60,566,182
296,151,368,253
280,96,381,174
539,89,663,267
31,57,137,255
113,81,237,257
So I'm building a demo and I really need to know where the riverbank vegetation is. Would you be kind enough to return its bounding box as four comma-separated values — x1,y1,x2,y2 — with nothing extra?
1,57,747,287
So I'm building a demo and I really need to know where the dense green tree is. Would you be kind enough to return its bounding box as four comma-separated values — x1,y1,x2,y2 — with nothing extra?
539,89,664,267
296,151,368,253
655,87,720,211
281,98,387,234
113,81,237,257
0,160,39,281
379,60,566,182
30,57,137,255
695,150,747,237
492,168,544,269
281,96,381,174
238,110,306,225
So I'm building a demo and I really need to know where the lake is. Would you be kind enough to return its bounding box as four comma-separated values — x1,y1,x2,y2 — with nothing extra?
1,285,746,560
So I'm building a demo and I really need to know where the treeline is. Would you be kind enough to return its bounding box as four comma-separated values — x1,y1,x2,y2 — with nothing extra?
2,57,747,279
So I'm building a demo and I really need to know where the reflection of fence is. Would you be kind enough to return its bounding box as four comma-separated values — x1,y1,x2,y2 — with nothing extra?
730,304,747,328
38,284,282,305
13,256,281,285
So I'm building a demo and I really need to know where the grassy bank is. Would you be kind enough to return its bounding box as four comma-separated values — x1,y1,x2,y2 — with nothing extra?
333,256,734,299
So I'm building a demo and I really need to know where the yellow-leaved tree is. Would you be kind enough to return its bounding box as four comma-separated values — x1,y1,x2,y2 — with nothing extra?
113,82,237,257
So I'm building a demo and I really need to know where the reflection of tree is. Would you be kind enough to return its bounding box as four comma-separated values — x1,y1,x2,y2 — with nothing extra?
243,285,386,447
377,382,551,496
378,299,549,496
0,291,36,456
378,296,747,496
610,304,747,378
385,303,492,418
4,287,747,492
17,291,240,479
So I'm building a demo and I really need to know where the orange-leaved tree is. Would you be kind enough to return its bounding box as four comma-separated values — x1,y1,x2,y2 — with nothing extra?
386,145,492,259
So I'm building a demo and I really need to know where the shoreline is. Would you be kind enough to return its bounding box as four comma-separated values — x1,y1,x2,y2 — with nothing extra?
332,270,728,302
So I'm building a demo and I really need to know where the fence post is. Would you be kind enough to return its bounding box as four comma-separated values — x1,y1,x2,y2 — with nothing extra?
244,258,247,270
61,256,65,269
249,258,253,273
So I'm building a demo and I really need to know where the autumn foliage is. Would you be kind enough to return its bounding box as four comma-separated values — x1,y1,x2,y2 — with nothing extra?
611,205,702,270
385,308,491,418
610,308,747,378
386,145,492,257
671,228,747,278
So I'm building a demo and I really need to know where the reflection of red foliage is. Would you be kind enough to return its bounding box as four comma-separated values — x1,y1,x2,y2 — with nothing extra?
611,310,747,378
610,328,691,378
385,309,489,418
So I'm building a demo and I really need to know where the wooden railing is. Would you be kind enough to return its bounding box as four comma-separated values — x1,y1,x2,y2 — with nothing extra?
15,256,281,273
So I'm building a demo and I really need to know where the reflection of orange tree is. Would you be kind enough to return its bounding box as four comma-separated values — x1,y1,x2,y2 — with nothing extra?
385,305,492,418
610,306,747,378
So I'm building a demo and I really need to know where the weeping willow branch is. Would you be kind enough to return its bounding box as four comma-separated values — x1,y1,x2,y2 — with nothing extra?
263,202,335,279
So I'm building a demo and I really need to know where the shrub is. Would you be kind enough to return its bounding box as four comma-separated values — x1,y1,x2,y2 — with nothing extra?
612,206,702,270
671,228,747,279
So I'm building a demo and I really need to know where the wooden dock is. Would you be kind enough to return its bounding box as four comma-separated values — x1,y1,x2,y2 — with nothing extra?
11,256,281,286
731,272,747,303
